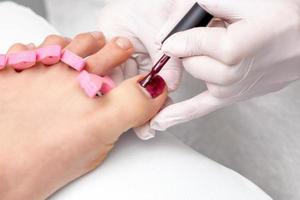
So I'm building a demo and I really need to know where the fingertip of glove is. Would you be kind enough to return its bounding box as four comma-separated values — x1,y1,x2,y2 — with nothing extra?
150,120,168,131
161,39,179,57
159,67,182,92
134,125,156,140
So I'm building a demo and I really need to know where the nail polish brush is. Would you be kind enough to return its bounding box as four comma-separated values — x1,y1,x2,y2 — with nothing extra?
140,3,213,87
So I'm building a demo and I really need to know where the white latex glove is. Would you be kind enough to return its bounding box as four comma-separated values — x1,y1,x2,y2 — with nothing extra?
99,0,300,138
151,0,300,131
98,0,184,139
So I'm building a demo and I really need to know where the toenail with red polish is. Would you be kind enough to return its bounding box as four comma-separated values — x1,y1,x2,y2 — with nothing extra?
144,75,166,98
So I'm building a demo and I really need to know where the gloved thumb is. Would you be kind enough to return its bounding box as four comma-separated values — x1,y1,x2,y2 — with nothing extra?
156,0,248,46
150,91,235,131
159,0,273,66
162,16,273,66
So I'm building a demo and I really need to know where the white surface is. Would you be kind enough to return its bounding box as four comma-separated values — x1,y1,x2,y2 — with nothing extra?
45,0,106,37
50,133,271,200
0,1,57,53
45,1,300,200
0,2,272,200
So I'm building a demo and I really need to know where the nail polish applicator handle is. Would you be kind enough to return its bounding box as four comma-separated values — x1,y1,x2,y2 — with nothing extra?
162,3,213,43
140,3,213,87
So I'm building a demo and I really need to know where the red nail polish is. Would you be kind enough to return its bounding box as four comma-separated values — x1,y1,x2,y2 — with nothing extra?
144,75,166,98
140,54,170,88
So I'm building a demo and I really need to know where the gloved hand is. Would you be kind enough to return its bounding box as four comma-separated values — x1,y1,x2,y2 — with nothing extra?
98,0,300,139
152,0,300,131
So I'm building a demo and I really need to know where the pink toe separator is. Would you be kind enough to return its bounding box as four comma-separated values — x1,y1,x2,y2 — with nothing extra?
7,51,37,70
37,45,62,65
101,76,116,94
61,50,86,71
78,70,103,98
78,71,116,98
0,55,7,70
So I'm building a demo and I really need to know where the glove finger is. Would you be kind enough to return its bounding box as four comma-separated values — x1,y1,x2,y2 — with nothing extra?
162,26,228,63
134,123,157,140
156,0,229,47
123,58,139,79
109,66,125,86
183,56,247,86
109,58,139,85
163,17,272,66
134,96,174,140
205,70,263,99
161,0,276,67
150,90,235,131
208,18,227,28
155,0,196,48
98,2,148,55
155,54,183,92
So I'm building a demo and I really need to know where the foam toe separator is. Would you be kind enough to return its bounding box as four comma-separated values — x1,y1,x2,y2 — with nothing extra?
78,70,103,98
0,55,7,70
61,50,86,71
37,45,62,65
7,51,37,70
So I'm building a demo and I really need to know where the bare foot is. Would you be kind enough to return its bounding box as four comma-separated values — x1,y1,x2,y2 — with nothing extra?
0,32,167,200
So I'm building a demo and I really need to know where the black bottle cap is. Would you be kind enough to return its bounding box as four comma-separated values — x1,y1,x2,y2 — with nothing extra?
162,3,213,44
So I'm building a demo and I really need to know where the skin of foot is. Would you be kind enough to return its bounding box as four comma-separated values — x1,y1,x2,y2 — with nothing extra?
0,32,167,200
